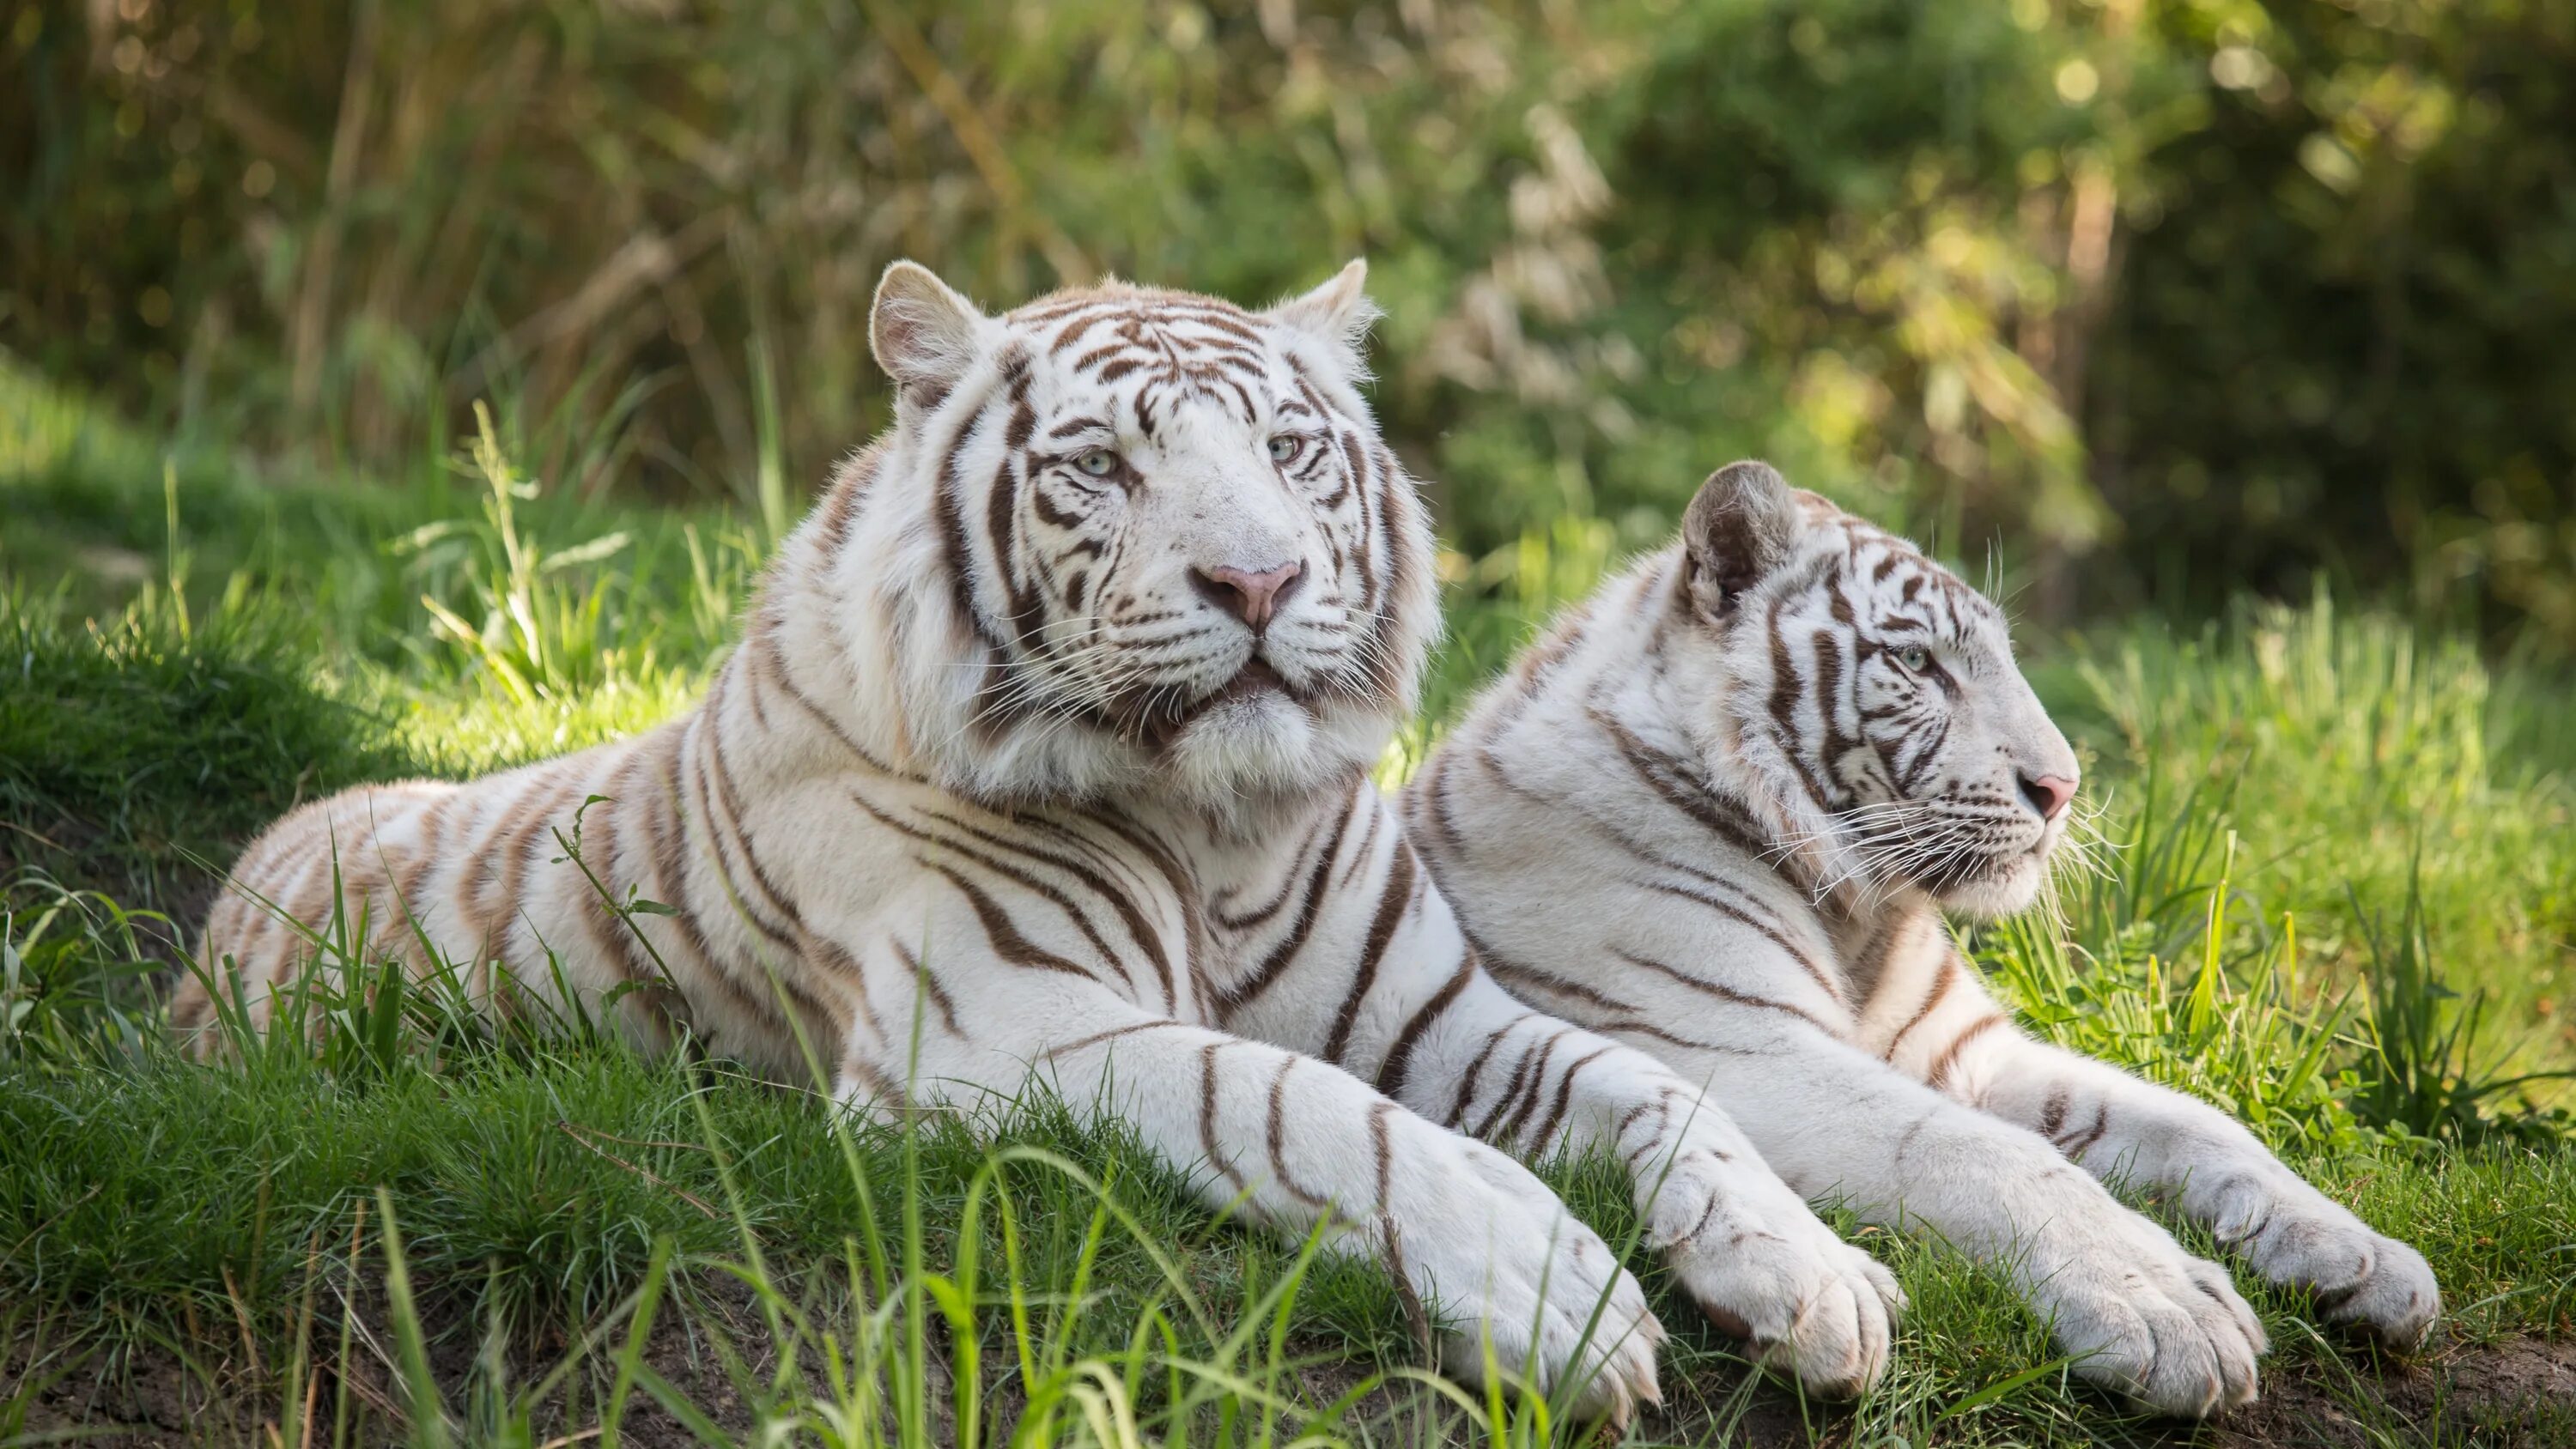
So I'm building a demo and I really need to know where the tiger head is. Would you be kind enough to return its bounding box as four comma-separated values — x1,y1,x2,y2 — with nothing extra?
1674,462,2081,918
848,260,1438,812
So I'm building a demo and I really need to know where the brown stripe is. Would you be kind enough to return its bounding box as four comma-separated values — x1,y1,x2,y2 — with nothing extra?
1368,1100,1396,1213
1373,952,1475,1102
392,792,458,928
1609,949,1835,1033
684,732,791,956
644,743,780,1045
1488,1027,1576,1143
1844,910,1905,1012
1765,591,1843,811
1926,1014,2008,1092
1586,704,1777,864
1482,950,1636,1015
1264,1057,1331,1208
1595,1018,1762,1055
1197,1041,1251,1195
1622,1095,1679,1169
1335,802,1386,890
805,934,888,1047
930,865,1097,979
1321,842,1418,1064
1445,1011,1534,1127
840,1048,905,1107
760,626,897,773
924,805,1170,994
862,798,1131,990
1881,953,1959,1062
701,726,806,937
2059,1103,2110,1159
1643,879,1844,1004
1044,1018,1185,1061
497,769,582,938
1215,797,1356,1015
890,938,962,1035
1525,1046,1615,1152
1081,806,1193,1010
1614,1098,1661,1142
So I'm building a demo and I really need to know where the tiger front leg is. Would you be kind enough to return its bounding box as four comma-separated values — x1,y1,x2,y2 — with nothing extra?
1950,1032,2439,1348
1368,969,1903,1398
890,976,1666,1424
1667,1024,2269,1416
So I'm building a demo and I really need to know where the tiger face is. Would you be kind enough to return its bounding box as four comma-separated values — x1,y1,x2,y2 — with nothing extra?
860,261,1438,810
1678,463,2081,917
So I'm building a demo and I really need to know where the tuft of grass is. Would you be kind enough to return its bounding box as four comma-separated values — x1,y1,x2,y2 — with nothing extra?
0,599,417,917
2044,591,2576,1097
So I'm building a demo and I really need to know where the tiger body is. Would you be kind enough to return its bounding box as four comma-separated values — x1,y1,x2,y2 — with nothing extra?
1406,462,2440,1415
180,270,1904,1418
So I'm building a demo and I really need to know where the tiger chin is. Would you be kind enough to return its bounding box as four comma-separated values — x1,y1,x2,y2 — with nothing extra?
1407,460,2440,1417
174,269,1931,1423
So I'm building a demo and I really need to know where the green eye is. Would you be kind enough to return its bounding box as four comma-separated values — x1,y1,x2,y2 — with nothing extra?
1267,434,1301,464
1895,645,1931,671
1073,449,1120,478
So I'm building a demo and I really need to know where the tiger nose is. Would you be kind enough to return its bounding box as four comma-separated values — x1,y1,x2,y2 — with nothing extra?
1191,561,1303,631
2018,773,2078,822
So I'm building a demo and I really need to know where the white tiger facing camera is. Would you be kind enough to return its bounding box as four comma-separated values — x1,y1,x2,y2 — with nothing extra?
1412,459,2441,1417
862,259,1431,815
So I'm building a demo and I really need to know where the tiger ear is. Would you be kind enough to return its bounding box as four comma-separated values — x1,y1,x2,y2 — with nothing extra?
1680,460,1800,621
1263,259,1378,374
870,261,987,410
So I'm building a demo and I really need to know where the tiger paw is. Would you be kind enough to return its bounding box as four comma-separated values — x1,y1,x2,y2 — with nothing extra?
2313,1233,2439,1348
1649,1149,1901,1397
2032,1204,2266,1417
2207,1177,2439,1349
1388,1131,1665,1424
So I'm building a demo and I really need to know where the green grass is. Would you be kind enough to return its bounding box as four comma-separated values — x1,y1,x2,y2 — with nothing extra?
3,376,2572,1446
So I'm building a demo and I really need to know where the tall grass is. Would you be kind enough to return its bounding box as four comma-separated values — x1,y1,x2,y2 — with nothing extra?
3,388,2573,1446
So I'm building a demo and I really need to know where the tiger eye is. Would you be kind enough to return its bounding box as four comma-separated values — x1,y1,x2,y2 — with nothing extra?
1074,448,1120,478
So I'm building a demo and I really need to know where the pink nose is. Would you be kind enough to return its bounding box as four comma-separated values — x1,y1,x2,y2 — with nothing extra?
1192,561,1303,631
2020,773,2078,822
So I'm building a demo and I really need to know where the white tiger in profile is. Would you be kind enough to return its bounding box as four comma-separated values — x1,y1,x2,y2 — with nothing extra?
181,269,1905,1420
1406,461,2439,1416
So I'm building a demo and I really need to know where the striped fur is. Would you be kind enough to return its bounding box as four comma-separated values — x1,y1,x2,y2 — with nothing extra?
175,273,1894,1418
1407,461,2440,1416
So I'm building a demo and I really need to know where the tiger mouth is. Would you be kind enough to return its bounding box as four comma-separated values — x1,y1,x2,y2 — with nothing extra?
1204,657,1289,706
1124,658,1295,748
1913,840,2050,891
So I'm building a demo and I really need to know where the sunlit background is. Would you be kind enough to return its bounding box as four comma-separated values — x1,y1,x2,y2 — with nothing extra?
9,0,2574,642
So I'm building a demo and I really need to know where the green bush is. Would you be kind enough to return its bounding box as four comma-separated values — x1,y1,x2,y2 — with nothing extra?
8,1,2572,645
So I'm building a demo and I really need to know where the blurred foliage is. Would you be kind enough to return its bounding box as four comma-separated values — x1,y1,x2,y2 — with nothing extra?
3,0,2573,643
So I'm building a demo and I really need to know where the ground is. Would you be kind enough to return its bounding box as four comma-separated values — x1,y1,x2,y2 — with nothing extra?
3,371,2571,1446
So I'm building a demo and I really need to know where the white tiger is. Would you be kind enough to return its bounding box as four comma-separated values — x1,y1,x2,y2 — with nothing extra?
1406,461,2440,1416
180,270,1902,1420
